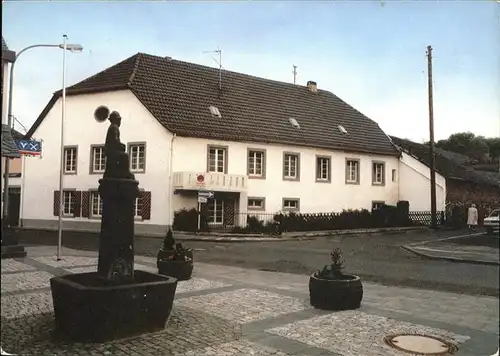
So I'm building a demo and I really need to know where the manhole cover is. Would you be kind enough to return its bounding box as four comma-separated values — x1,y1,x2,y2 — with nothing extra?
384,334,458,355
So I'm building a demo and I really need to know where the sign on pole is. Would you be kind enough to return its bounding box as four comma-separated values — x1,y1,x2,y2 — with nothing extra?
198,196,207,203
15,139,42,156
198,191,214,199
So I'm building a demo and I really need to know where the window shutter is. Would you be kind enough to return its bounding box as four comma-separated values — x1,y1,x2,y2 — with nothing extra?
53,191,61,216
73,191,82,217
81,191,90,218
141,191,152,220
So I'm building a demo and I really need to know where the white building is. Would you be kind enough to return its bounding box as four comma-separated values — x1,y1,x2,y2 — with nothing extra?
21,53,445,234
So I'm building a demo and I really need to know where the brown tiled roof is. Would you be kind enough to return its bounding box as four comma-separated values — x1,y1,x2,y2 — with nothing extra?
1,124,20,158
27,53,399,156
390,136,499,187
2,37,8,51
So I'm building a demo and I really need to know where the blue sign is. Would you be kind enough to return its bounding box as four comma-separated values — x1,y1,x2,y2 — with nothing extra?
15,139,42,156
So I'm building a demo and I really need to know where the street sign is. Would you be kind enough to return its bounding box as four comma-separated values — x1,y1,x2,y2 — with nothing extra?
15,139,42,156
198,191,214,199
198,196,207,203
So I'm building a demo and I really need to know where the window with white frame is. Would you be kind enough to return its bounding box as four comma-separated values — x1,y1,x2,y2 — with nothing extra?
90,191,103,217
283,153,299,180
345,159,359,184
283,198,299,211
91,146,106,173
63,191,75,216
248,150,264,177
207,199,224,224
64,147,77,174
372,201,385,211
316,156,331,181
247,197,265,210
133,196,142,218
129,144,146,173
372,162,385,185
208,146,227,173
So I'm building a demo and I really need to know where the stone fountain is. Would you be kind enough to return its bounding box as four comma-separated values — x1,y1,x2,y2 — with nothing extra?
50,108,177,342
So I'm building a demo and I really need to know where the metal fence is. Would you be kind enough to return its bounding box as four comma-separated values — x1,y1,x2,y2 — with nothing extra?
204,210,446,233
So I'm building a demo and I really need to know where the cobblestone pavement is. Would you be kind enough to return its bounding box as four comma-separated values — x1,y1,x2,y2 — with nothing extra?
1,247,498,355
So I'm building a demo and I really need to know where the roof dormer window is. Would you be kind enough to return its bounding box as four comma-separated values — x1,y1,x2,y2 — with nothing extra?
338,125,348,135
209,106,221,118
289,117,300,129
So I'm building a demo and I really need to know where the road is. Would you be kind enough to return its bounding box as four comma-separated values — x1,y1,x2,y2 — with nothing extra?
134,229,499,297
24,228,499,297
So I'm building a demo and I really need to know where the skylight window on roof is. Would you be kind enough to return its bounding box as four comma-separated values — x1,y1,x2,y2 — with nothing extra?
289,117,300,129
338,125,348,135
209,106,221,118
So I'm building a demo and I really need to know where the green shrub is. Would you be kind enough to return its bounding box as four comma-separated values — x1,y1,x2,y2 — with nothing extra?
173,208,210,232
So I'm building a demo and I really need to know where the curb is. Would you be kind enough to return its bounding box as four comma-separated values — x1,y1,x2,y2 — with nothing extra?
174,235,315,242
14,225,434,243
400,245,500,266
175,226,429,241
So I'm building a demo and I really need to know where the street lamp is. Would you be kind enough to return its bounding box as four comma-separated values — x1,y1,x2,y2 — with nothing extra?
56,35,84,260
1,37,83,258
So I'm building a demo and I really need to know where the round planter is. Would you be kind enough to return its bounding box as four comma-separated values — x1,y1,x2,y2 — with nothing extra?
157,249,174,262
157,257,193,281
185,248,194,262
309,272,363,311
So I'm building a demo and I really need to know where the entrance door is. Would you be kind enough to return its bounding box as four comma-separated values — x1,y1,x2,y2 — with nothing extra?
207,199,224,226
8,187,21,227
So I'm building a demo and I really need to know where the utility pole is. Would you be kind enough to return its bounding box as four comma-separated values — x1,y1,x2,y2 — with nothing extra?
427,45,437,228
292,65,297,85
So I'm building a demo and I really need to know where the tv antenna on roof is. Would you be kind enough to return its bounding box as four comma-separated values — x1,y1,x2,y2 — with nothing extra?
292,65,298,85
203,47,223,92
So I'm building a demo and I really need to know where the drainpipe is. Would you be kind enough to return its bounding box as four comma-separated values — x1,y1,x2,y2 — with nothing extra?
167,133,176,229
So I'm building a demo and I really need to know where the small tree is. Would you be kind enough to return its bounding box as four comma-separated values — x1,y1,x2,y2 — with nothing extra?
317,248,345,279
162,228,175,251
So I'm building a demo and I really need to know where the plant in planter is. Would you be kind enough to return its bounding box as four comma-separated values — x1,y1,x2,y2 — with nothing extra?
157,229,194,281
309,248,363,311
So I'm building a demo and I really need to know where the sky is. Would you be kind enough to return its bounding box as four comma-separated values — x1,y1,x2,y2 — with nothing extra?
3,0,500,143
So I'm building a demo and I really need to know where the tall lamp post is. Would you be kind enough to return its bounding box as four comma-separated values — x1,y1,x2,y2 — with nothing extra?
56,35,84,260
1,37,83,255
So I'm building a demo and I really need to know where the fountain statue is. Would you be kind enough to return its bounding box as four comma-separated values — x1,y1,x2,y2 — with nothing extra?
50,106,177,342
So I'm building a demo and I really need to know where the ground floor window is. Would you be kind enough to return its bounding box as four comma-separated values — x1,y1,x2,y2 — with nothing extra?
207,199,224,224
63,191,75,216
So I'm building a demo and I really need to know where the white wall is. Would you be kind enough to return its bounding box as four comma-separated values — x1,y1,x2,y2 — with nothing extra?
172,137,400,213
22,90,173,227
398,152,446,211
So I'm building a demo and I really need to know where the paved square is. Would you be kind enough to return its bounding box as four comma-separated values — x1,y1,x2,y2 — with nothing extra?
1,259,36,273
33,256,98,268
65,263,154,274
1,271,54,294
176,288,310,323
175,340,292,356
1,306,238,355
176,278,231,294
267,310,470,356
1,291,53,319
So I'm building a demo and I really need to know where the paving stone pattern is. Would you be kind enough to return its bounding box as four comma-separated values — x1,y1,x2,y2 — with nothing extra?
176,288,311,323
1,259,36,273
1,271,54,294
267,311,471,356
1,307,239,355
1,251,497,355
175,340,292,356
33,256,98,268
1,291,53,319
65,263,154,274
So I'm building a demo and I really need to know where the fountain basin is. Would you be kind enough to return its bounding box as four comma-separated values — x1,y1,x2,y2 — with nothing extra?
50,270,177,342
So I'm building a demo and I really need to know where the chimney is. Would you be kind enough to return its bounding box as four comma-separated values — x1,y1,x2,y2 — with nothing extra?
307,80,317,93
